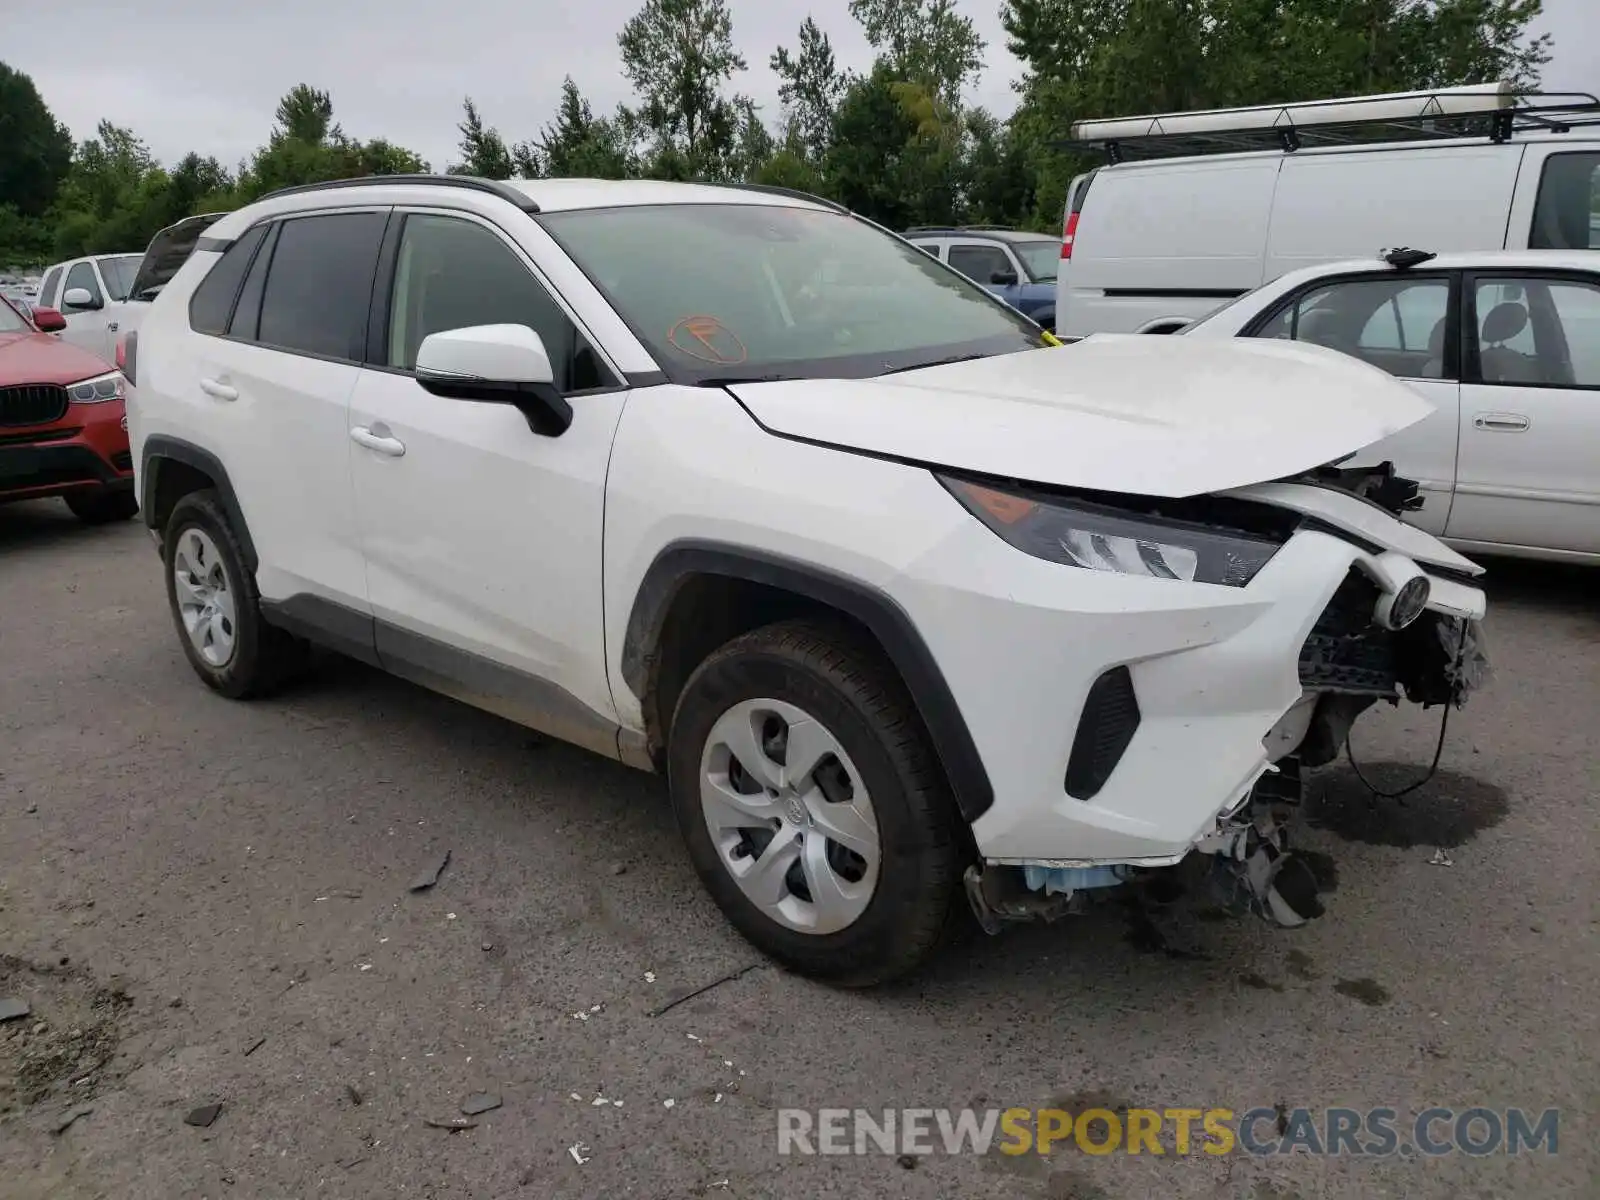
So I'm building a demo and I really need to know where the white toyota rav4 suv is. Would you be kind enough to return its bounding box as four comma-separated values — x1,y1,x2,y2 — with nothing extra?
128,175,1489,985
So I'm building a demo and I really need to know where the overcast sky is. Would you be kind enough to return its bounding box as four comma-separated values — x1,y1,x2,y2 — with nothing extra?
8,0,1596,171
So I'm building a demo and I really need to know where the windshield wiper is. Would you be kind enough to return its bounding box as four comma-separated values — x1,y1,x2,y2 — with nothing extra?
693,374,791,387
879,353,990,376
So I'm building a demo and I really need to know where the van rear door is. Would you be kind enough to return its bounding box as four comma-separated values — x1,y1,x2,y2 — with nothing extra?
1058,157,1279,336
1267,144,1522,275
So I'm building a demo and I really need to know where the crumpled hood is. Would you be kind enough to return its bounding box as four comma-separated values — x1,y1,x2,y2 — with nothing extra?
728,335,1435,498
0,329,113,386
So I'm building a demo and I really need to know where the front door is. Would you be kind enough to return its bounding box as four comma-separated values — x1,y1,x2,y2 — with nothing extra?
1446,272,1600,555
58,261,112,361
346,209,627,751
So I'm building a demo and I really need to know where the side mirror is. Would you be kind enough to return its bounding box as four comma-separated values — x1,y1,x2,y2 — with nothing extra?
61,287,100,311
990,269,1019,287
415,324,572,437
30,306,67,333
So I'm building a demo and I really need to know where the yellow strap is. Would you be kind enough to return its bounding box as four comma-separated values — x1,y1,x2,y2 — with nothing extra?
1040,329,1064,347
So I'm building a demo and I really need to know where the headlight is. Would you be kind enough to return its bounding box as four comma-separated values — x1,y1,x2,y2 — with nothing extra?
67,371,125,404
941,477,1283,587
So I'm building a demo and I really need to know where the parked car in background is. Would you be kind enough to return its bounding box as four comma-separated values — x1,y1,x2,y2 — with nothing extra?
0,293,137,523
1057,81,1600,337
1183,248,1600,563
36,215,229,369
130,174,1486,985
904,226,1061,331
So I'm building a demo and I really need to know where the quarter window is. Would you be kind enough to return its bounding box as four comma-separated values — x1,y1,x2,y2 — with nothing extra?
257,212,388,360
385,213,613,391
63,262,103,309
1254,276,1451,380
188,224,270,337
39,267,62,309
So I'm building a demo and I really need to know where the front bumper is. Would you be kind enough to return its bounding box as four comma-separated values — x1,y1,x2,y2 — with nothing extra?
893,507,1486,867
0,400,132,502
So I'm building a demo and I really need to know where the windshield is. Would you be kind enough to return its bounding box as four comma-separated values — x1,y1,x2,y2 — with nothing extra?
538,203,1041,383
0,296,29,333
97,255,143,301
1012,239,1062,283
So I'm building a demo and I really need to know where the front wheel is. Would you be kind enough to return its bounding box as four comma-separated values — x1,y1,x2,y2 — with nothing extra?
666,619,962,986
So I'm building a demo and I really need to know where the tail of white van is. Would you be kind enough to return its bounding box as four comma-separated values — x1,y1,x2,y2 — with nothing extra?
1056,82,1600,338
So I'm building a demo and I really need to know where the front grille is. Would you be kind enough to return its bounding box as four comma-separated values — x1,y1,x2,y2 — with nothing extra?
1299,570,1398,695
0,384,69,427
111,450,132,471
1065,666,1141,800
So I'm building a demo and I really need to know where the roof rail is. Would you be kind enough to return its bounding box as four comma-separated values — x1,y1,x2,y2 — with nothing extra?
1063,83,1600,164
703,181,848,212
259,174,540,212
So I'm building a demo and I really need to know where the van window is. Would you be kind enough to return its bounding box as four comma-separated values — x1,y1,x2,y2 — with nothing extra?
1254,275,1452,380
1530,153,1600,251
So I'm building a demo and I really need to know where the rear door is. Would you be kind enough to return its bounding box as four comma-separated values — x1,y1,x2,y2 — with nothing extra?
1446,269,1600,555
184,209,386,616
1243,269,1461,535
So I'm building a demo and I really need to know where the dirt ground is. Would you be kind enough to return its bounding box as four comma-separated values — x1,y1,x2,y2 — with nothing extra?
0,498,1595,1199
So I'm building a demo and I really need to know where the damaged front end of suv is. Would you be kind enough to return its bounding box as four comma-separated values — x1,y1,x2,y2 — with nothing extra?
960,456,1490,938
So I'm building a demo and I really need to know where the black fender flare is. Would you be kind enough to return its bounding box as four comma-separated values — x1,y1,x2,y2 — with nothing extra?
622,541,994,823
140,435,258,572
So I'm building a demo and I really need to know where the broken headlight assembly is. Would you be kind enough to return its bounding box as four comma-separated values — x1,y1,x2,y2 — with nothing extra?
941,477,1283,587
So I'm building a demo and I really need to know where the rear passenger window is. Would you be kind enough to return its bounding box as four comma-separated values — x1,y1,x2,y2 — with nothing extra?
228,224,279,341
188,224,269,336
1254,276,1452,380
1530,153,1600,250
258,212,388,360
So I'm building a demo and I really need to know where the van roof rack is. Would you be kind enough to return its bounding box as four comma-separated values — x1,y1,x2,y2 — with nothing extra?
1064,83,1600,164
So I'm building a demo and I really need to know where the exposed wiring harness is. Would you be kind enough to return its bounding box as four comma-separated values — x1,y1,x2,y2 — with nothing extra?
1344,618,1471,802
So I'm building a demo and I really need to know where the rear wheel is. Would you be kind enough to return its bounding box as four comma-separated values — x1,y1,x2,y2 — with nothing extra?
65,488,138,524
163,490,306,697
666,619,961,986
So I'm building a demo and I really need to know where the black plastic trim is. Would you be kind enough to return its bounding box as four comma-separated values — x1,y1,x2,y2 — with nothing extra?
194,236,232,253
1064,666,1140,800
622,541,995,823
139,436,258,572
1101,287,1249,300
259,594,378,666
259,174,540,212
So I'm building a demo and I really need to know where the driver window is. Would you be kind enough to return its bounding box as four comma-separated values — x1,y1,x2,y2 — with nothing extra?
387,214,613,392
947,244,1012,284
64,262,103,308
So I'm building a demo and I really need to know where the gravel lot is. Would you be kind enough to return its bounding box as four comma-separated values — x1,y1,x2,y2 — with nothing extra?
0,499,1595,1199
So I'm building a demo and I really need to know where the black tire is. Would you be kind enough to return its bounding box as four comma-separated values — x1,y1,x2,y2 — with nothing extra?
65,488,138,524
162,489,306,698
666,618,962,987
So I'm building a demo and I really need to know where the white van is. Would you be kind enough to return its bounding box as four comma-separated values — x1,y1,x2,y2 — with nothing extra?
1056,82,1600,337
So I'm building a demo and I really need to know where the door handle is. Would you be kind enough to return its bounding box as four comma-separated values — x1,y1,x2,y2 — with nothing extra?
107,321,118,332
350,425,406,457
199,377,238,401
1472,412,1530,432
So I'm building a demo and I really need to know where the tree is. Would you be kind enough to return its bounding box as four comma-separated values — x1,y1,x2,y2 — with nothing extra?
237,85,429,200
539,78,633,178
848,0,985,109
770,17,844,163
274,84,337,144
618,0,750,178
450,98,516,179
0,63,73,220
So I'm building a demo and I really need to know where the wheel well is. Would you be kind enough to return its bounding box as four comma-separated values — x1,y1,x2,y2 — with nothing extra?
642,574,857,767
147,457,216,534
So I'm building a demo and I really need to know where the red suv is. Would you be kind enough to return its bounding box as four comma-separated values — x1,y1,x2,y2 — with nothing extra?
0,295,137,523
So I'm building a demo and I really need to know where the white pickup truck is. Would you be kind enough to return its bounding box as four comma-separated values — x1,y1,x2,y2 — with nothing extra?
37,214,229,365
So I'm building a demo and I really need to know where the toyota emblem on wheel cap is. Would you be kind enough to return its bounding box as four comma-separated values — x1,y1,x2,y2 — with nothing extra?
786,797,806,825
